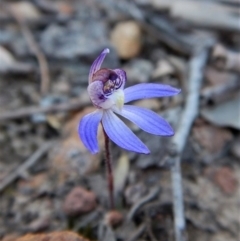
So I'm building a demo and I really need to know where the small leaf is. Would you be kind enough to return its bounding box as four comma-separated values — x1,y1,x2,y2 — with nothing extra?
114,154,129,195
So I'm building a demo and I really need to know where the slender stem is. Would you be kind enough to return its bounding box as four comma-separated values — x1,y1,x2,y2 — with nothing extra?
102,126,115,209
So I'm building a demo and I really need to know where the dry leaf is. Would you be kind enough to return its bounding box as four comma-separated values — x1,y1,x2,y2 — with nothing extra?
201,96,240,130
0,46,15,70
212,44,240,72
193,124,233,154
49,107,103,186
114,154,129,195
16,231,90,241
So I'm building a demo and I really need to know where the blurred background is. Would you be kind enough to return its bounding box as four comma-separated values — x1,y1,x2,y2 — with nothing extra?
0,0,239,240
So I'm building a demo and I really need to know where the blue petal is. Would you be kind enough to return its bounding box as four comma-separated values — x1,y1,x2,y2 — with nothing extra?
89,48,110,83
78,110,103,154
102,110,150,154
115,105,174,136
124,83,181,103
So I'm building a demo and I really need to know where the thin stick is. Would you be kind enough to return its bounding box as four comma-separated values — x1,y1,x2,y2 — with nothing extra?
170,156,185,241
8,5,50,95
102,127,114,210
0,141,53,193
0,98,90,121
170,48,210,241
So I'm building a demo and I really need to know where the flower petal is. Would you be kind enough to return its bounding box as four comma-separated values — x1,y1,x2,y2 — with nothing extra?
124,83,181,103
115,105,174,136
102,110,150,154
89,48,110,83
113,69,126,89
88,81,107,108
78,110,103,154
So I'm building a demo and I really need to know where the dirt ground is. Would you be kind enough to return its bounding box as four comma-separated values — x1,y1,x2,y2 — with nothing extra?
0,0,239,241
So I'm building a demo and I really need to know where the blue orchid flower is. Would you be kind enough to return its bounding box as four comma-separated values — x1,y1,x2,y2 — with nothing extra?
79,48,180,154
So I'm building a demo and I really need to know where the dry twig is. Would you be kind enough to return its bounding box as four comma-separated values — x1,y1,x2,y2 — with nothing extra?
0,142,53,193
169,47,211,241
0,98,90,121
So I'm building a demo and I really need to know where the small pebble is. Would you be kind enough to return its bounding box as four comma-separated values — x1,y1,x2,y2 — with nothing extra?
111,21,142,59
152,59,175,78
9,1,41,21
214,167,238,195
63,187,97,216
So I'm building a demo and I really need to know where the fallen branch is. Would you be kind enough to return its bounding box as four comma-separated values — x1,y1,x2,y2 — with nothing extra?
169,46,211,241
0,142,53,193
0,98,90,121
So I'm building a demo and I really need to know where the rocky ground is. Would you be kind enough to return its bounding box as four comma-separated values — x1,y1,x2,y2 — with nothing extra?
0,0,239,241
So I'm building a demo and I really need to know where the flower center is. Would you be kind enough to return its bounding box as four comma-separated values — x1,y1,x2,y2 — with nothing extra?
88,68,125,110
92,69,123,95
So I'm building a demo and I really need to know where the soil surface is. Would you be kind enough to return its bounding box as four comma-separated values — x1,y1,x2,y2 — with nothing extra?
0,1,239,241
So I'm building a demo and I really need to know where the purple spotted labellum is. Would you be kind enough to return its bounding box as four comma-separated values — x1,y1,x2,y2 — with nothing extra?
79,48,181,154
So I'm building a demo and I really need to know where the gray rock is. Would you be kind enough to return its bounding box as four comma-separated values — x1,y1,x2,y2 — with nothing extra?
40,21,109,59
124,59,154,84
